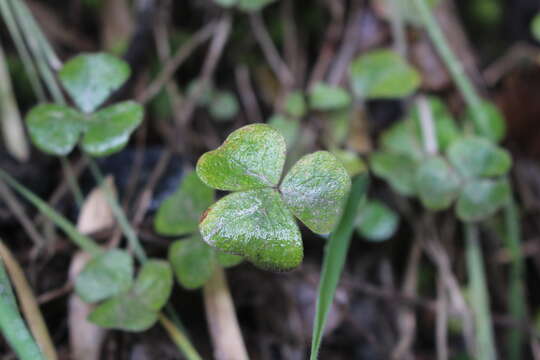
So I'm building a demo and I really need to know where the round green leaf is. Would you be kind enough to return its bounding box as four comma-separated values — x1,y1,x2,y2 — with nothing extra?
132,260,173,311
349,49,421,99
531,13,540,42
280,151,351,234
88,295,158,332
415,156,461,210
465,101,506,143
169,237,216,290
268,114,300,148
82,101,144,157
380,120,424,161
308,82,351,111
59,53,130,113
447,137,512,178
26,104,84,156
370,152,418,196
74,249,133,303
209,91,239,121
199,188,303,271
356,200,399,242
154,172,215,236
456,179,510,222
284,91,307,118
196,124,286,191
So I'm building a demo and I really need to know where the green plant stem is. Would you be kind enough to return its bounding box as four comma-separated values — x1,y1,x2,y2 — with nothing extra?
465,223,497,360
389,0,406,56
0,168,102,256
310,174,369,360
412,0,488,130
60,156,84,208
503,194,526,360
8,0,64,104
0,0,45,102
86,156,148,263
0,257,45,360
159,314,202,360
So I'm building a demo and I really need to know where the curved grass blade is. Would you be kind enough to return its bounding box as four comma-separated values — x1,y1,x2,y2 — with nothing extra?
0,257,45,360
310,174,369,359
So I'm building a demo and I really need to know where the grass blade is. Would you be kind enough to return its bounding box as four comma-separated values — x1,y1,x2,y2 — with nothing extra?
310,174,369,359
0,168,102,256
0,254,45,360
465,223,497,360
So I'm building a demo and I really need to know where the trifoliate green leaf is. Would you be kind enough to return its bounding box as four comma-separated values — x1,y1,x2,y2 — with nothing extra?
280,151,351,234
196,124,286,191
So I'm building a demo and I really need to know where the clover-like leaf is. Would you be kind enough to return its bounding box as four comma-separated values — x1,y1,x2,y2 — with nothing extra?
308,82,351,111
196,124,286,191
284,91,307,118
132,260,173,311
169,236,215,289
74,249,133,304
81,101,144,157
415,156,461,210
447,137,512,178
370,152,418,196
456,179,510,222
88,295,158,332
280,151,351,234
331,149,367,177
199,188,302,271
349,49,421,99
154,172,214,236
466,101,506,143
26,104,84,156
356,200,399,242
380,120,424,161
59,53,130,113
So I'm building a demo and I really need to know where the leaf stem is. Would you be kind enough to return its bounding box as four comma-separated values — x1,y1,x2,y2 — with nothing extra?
86,156,148,263
412,0,488,130
310,174,369,359
158,314,202,360
465,223,497,360
0,255,45,360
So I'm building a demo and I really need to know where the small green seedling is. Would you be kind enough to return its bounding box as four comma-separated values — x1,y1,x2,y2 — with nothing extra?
356,199,399,242
196,124,351,271
370,97,512,222
25,53,143,157
308,82,351,111
349,49,421,100
154,171,243,289
75,251,173,331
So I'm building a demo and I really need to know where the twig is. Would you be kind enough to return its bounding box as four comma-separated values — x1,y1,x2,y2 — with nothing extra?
0,181,45,249
203,266,249,360
435,275,449,360
417,95,438,155
137,21,217,104
249,12,294,89
235,65,263,123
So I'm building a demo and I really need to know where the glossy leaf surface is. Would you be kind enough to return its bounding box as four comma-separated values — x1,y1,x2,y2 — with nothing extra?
81,101,144,157
199,188,302,271
59,53,130,113
26,104,84,156
280,151,351,234
196,124,286,191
